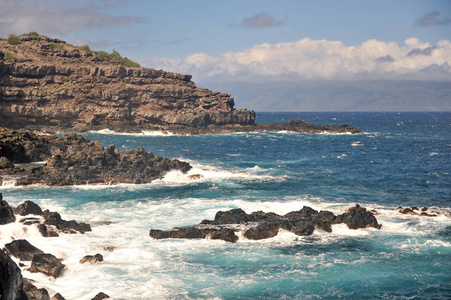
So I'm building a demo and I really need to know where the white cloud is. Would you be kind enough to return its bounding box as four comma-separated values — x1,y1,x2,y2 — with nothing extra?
140,38,451,82
0,0,145,36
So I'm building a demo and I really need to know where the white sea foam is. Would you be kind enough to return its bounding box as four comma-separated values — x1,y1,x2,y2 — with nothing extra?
87,129,177,136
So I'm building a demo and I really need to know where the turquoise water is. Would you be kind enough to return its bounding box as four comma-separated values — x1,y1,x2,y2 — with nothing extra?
1,112,450,299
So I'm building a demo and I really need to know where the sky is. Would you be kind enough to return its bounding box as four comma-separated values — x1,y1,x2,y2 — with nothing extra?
1,0,450,111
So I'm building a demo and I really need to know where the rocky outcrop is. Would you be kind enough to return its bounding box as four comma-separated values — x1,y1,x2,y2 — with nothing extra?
0,34,362,134
149,205,381,243
0,127,191,186
0,34,254,133
0,249,29,300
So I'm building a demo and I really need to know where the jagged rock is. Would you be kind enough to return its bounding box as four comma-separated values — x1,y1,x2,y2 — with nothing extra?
0,249,29,300
51,293,66,300
0,156,14,169
16,200,43,216
28,253,65,278
79,254,103,264
151,205,381,242
398,206,439,217
27,288,50,300
23,278,38,292
91,292,110,300
42,210,91,234
20,217,41,225
334,204,382,229
37,224,59,237
5,239,44,261
0,127,192,186
0,194,16,224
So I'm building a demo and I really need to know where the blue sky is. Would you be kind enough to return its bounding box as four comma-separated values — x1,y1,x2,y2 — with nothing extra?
1,0,450,110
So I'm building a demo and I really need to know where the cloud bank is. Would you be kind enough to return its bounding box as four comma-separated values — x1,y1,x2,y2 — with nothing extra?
0,0,145,36
141,38,451,82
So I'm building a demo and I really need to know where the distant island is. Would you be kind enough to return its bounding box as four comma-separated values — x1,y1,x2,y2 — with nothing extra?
0,33,362,134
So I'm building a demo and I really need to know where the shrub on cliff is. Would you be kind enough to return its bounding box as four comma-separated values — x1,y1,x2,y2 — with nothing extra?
76,45,91,52
122,57,141,68
109,49,122,60
96,51,109,60
7,34,21,45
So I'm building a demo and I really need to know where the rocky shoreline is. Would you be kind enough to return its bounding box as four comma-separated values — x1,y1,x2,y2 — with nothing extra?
0,127,191,186
1,192,447,299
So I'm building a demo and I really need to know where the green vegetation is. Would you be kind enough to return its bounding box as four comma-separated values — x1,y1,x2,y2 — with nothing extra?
32,38,41,43
96,51,109,60
94,49,141,68
120,81,126,86
109,49,122,60
122,57,141,68
7,34,21,45
49,43,57,50
4,52,16,62
76,45,91,52
26,31,39,36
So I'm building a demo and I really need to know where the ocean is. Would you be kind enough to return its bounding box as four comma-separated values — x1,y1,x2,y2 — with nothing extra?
1,112,450,299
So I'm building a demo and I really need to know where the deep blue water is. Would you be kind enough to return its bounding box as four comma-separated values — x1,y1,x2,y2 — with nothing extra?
1,112,450,299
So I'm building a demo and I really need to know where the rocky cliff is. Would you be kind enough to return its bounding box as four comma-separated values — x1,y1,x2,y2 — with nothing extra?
0,33,255,133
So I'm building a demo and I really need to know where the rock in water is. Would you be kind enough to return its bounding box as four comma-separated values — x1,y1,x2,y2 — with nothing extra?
91,292,110,300
16,200,43,216
28,253,65,278
80,254,104,264
5,239,45,261
0,249,29,300
0,194,16,225
150,204,382,242
27,288,50,300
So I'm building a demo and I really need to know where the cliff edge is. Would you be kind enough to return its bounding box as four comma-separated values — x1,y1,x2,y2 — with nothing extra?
0,33,361,134
0,33,254,133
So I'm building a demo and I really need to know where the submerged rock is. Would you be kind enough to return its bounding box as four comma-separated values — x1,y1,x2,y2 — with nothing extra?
150,204,382,243
27,288,50,300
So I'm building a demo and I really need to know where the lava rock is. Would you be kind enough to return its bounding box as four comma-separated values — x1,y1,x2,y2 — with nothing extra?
28,253,65,278
37,224,59,237
51,293,66,300
16,200,43,216
4,239,44,261
80,253,104,264
0,249,28,300
334,204,382,229
42,209,91,234
27,288,50,300
91,292,110,300
0,195,16,225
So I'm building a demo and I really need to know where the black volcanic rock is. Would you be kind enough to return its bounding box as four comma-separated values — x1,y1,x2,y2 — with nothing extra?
0,249,29,300
0,127,191,186
150,205,381,243
5,239,44,261
0,194,16,224
28,253,65,278
16,200,43,216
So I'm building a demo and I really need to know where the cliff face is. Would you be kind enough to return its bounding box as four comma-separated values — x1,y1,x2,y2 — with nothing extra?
0,34,255,133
